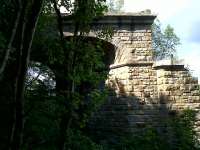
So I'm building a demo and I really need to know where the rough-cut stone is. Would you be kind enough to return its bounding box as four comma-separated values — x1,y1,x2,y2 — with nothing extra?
63,11,200,135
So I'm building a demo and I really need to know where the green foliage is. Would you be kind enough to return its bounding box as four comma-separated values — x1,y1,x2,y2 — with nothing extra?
21,1,111,149
23,63,108,149
152,19,181,60
0,32,6,62
107,0,124,13
111,129,166,150
166,109,199,150
72,0,107,33
88,109,199,150
31,12,63,64
0,0,16,63
0,32,6,49
96,26,114,41
66,129,104,150
24,90,59,150
1,0,198,150
0,0,16,38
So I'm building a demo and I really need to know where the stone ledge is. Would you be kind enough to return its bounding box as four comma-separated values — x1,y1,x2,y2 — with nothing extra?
62,12,156,26
110,61,154,69
153,64,185,71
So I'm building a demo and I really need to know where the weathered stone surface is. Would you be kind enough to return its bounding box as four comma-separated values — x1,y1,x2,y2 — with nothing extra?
63,12,200,135
102,18,200,134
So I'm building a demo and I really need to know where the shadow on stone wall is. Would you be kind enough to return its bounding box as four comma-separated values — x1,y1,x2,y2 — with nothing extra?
88,80,199,149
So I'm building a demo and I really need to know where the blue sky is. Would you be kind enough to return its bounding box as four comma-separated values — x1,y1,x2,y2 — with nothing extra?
124,0,200,81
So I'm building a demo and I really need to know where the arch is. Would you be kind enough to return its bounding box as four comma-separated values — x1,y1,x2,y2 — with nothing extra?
30,35,116,93
65,36,116,69
63,12,156,66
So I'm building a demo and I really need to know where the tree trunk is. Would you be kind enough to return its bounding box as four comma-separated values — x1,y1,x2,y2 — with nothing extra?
0,0,22,79
58,114,72,150
52,0,64,42
9,1,43,150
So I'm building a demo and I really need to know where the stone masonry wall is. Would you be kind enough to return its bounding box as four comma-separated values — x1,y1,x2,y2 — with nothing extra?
94,64,200,133
92,23,200,134
156,67,200,134
63,12,200,134
107,65,157,100
112,24,153,64
92,23,167,132
156,68,200,109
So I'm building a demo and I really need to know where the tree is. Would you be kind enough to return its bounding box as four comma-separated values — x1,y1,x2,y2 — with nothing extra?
0,0,44,149
44,1,109,149
107,0,124,13
1,0,111,149
152,19,181,60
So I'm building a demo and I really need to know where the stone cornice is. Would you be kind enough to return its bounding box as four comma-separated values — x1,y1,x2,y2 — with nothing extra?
62,13,157,26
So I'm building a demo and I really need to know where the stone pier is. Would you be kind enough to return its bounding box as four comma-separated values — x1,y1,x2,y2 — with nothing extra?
63,11,200,133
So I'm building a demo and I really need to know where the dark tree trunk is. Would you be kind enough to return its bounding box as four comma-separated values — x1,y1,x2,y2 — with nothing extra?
9,1,43,150
58,114,72,150
55,72,73,150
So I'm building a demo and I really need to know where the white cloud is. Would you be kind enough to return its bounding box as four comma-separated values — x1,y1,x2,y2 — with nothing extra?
124,0,200,82
124,0,189,22
177,43,200,82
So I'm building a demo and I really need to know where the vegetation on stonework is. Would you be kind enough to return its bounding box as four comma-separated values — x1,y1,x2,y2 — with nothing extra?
88,110,199,150
0,0,199,150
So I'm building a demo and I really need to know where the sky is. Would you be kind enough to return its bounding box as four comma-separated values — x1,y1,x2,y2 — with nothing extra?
123,0,200,81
